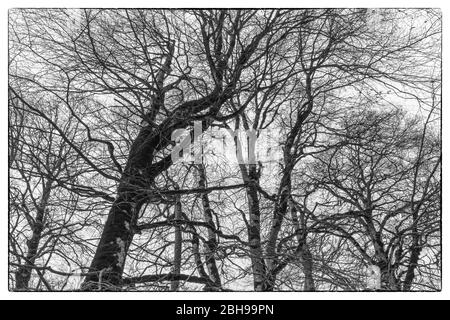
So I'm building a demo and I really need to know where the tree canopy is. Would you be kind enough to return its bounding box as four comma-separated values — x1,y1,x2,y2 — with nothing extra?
9,8,441,291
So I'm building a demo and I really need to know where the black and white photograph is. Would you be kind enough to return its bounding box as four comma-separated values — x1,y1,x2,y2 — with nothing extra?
3,1,446,303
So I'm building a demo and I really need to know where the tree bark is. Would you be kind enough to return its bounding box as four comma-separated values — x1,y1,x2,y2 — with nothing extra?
82,125,162,289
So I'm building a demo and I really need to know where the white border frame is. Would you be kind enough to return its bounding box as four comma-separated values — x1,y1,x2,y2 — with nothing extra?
1,0,447,300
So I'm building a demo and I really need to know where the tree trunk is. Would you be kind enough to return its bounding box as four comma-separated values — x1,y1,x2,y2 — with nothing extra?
181,212,209,281
241,164,266,291
82,188,142,290
301,244,315,291
403,232,421,291
171,196,182,291
82,125,158,289
15,179,52,289
231,119,266,291
197,164,222,289
290,199,315,291
265,170,291,290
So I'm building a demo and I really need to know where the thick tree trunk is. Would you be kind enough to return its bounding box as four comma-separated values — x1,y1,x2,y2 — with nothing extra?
366,217,399,291
377,260,399,291
82,188,142,290
82,125,158,289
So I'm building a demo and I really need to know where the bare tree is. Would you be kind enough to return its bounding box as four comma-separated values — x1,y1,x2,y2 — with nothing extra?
8,8,441,291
